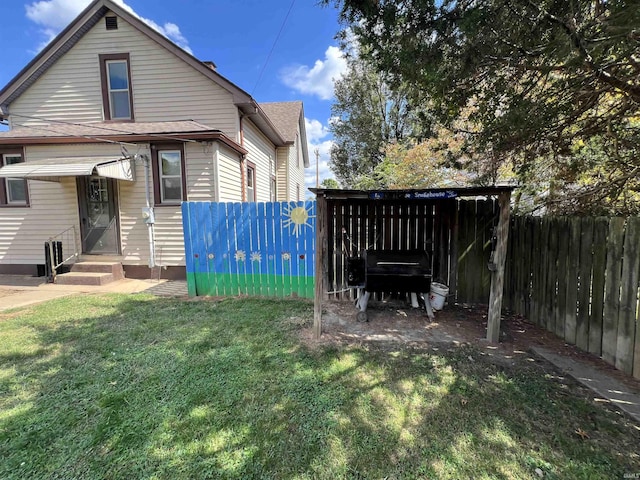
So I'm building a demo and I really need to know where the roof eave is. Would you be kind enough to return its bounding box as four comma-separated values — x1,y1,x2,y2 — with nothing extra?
0,131,248,155
0,0,107,109
298,104,310,168
310,186,517,200
240,102,288,147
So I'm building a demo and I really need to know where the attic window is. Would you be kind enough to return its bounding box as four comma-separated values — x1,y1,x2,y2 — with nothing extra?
105,16,118,30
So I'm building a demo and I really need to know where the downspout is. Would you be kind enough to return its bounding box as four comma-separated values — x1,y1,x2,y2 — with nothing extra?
139,154,156,268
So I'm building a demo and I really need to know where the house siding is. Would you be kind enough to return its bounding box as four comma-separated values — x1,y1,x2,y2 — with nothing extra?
0,140,220,268
217,145,242,202
118,152,149,264
243,120,276,202
0,9,309,272
0,144,108,267
9,12,239,138
274,138,306,201
116,141,217,266
287,130,306,201
0,176,78,265
275,148,289,201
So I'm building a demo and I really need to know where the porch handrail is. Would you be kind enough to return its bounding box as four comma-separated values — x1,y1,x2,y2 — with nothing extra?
47,225,79,282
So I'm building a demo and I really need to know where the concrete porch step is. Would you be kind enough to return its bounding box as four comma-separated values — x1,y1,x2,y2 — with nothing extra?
71,261,124,279
54,272,115,286
54,261,124,285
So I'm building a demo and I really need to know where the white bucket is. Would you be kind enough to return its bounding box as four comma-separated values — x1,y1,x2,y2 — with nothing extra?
429,282,449,310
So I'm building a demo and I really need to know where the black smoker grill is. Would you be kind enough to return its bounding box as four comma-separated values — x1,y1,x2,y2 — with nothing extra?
346,249,434,321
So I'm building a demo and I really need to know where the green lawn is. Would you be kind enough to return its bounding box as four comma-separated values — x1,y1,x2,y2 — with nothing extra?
0,295,638,479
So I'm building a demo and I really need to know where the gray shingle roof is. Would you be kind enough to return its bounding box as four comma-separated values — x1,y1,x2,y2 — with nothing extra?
259,101,303,143
0,120,216,138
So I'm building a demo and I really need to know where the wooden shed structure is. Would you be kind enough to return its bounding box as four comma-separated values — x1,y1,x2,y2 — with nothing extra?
310,187,515,341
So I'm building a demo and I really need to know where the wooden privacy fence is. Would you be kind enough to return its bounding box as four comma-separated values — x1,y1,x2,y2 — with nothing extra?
182,201,316,298
326,197,499,303
505,216,640,379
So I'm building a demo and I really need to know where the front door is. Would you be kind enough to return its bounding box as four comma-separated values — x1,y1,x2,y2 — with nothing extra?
77,177,120,254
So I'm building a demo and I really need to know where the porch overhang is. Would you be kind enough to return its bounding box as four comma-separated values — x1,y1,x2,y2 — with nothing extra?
0,156,135,182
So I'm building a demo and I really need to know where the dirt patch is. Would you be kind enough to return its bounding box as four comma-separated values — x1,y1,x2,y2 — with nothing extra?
302,298,640,392
0,289,20,299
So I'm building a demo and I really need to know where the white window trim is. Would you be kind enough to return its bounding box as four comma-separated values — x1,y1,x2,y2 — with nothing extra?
158,150,183,204
106,59,131,120
246,164,256,202
3,154,27,205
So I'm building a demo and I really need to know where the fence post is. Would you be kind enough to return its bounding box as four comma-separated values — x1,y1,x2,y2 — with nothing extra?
487,191,511,343
314,193,327,339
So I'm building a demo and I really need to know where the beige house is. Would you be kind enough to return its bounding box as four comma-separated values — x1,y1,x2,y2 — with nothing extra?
0,0,309,280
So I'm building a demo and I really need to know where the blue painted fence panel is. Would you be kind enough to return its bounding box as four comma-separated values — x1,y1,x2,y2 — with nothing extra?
182,201,316,298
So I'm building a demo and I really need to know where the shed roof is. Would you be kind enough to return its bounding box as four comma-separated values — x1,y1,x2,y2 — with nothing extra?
310,186,516,200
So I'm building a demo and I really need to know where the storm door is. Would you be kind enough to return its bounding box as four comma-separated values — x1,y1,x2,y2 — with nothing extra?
77,176,120,254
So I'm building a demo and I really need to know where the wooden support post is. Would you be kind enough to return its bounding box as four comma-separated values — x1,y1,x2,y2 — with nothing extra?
313,193,328,339
487,191,511,343
448,201,459,303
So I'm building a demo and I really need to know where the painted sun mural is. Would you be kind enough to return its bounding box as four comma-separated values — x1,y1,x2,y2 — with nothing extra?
283,203,314,237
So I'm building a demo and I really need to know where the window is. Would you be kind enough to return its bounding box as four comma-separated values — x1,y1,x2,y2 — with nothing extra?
246,162,256,202
151,144,186,205
0,150,28,206
99,53,134,121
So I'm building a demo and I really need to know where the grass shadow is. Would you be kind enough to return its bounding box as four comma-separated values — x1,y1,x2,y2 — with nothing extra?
0,294,638,479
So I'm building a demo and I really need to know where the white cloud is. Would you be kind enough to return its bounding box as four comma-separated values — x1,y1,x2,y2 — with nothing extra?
304,117,338,194
281,46,347,100
305,118,329,144
25,0,193,54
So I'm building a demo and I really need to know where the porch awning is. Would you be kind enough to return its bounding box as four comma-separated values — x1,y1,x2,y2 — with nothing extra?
0,156,135,182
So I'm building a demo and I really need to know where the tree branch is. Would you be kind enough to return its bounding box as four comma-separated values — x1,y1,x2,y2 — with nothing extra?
525,0,640,102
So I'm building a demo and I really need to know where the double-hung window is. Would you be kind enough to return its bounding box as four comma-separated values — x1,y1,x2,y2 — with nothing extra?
99,53,134,121
0,151,28,206
159,151,183,203
151,144,186,205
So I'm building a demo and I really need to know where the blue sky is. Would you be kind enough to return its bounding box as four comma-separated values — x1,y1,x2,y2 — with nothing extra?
0,0,346,189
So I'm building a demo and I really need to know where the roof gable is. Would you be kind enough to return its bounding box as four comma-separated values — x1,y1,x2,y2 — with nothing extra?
259,101,309,167
0,0,256,116
259,101,302,142
0,0,295,147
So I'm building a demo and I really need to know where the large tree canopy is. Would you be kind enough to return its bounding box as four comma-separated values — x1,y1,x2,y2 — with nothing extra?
325,0,640,214
329,54,429,187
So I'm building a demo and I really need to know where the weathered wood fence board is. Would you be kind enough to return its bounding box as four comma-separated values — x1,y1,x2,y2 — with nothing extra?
617,217,640,374
182,201,316,298
602,218,625,365
507,215,640,379
590,218,609,356
325,198,497,303
576,217,594,352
